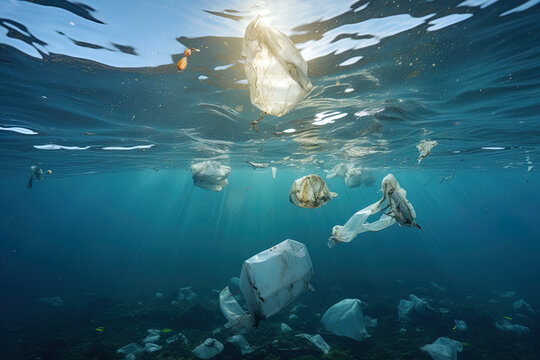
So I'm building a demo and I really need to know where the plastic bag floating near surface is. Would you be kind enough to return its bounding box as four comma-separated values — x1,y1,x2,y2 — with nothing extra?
242,16,313,116
289,174,337,209
191,161,230,192
219,239,314,333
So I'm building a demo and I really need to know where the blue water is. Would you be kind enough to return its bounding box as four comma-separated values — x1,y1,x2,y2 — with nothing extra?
1,0,539,359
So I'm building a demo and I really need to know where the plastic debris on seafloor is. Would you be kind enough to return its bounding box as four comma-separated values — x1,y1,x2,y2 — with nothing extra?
246,161,268,169
144,343,162,352
513,299,533,313
495,320,530,334
417,139,438,164
328,173,420,247
321,299,377,341
191,161,230,192
117,343,143,357
38,296,64,306
226,335,255,354
242,16,313,117
289,174,337,209
143,329,160,343
420,337,463,360
295,333,331,354
453,319,468,331
281,323,292,333
166,332,189,344
398,294,434,321
219,239,314,333
172,286,197,304
193,338,224,359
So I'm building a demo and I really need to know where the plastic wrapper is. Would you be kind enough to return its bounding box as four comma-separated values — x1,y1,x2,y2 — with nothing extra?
193,338,224,359
321,299,377,341
289,174,337,209
219,239,313,333
417,139,438,164
242,16,312,117
226,335,255,355
295,333,331,354
191,161,230,192
420,337,463,360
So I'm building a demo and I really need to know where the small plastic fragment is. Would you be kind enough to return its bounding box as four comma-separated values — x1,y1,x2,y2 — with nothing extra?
289,174,337,209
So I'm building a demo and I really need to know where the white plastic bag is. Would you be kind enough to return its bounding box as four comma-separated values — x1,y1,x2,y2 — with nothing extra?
376,174,421,229
398,294,433,321
328,201,395,248
417,139,438,164
226,335,255,355
242,16,313,116
326,163,363,188
193,338,224,359
289,174,337,209
191,161,230,192
321,299,377,341
420,337,463,360
295,333,331,354
219,239,314,332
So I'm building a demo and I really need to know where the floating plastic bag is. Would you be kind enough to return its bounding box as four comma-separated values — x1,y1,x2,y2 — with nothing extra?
117,343,143,357
242,16,313,117
495,320,530,335
376,174,421,229
454,319,468,331
226,335,255,355
398,294,434,321
513,299,533,313
191,161,230,192
326,163,363,188
289,174,337,209
295,333,331,354
219,239,313,333
420,337,463,360
321,299,377,341
417,139,438,165
193,338,224,359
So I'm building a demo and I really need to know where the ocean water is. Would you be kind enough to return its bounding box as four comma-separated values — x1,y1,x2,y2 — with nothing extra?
1,0,539,359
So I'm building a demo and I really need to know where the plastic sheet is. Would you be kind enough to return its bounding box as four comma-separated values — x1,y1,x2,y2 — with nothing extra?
420,337,463,360
321,299,377,341
219,239,313,333
191,161,230,192
193,338,224,359
289,174,337,209
242,16,313,116
417,139,438,164
295,333,331,354
226,335,255,355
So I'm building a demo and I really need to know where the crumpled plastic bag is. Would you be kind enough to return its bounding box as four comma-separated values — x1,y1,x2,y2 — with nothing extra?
495,320,530,335
226,335,255,355
242,16,313,116
193,338,224,359
326,163,363,188
420,337,463,360
328,173,420,247
289,174,337,209
295,333,331,354
454,319,468,331
219,239,314,333
191,161,230,192
398,294,434,321
417,139,438,164
513,299,533,313
321,299,377,341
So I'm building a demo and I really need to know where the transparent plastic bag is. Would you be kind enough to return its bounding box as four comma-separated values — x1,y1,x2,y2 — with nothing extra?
295,333,331,354
191,161,230,192
289,174,337,209
242,16,313,116
321,299,377,341
420,337,463,360
193,338,224,359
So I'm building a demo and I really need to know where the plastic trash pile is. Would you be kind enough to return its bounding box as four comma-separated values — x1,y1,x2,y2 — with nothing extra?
420,337,463,360
328,173,420,248
321,299,377,341
242,16,312,116
219,239,313,333
289,174,337,209
417,139,438,164
191,161,230,192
